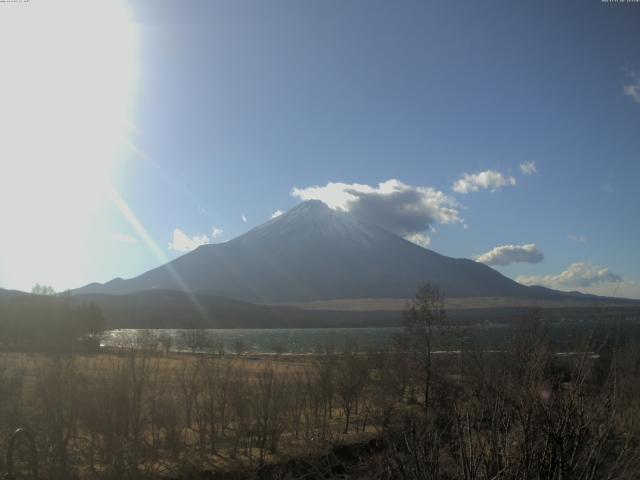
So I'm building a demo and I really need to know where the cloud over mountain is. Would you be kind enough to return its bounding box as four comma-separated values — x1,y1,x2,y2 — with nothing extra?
168,226,224,252
452,170,517,194
517,262,621,289
405,233,431,248
168,229,209,252
291,179,461,246
475,243,544,266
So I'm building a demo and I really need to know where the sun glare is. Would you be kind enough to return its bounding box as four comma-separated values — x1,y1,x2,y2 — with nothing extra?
0,0,138,290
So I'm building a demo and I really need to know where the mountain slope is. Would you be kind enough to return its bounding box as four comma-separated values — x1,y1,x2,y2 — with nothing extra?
73,201,596,302
72,290,399,329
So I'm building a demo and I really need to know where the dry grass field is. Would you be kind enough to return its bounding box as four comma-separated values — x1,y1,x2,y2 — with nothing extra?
1,313,640,479
0,347,392,478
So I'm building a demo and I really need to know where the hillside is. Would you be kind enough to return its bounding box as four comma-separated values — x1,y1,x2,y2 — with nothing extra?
72,289,399,329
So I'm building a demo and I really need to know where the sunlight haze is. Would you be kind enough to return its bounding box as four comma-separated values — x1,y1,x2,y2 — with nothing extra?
0,0,137,290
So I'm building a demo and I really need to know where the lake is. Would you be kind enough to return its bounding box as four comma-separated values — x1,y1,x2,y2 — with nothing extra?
100,325,516,354
101,321,640,354
102,327,402,354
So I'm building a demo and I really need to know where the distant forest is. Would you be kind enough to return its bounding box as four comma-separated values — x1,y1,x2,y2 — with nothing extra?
0,288,105,350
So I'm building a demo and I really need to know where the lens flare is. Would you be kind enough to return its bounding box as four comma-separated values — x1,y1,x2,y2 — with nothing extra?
0,0,138,290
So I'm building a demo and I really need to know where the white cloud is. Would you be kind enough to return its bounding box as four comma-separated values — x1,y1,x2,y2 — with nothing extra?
568,234,586,243
271,209,284,219
291,179,462,243
292,181,377,210
517,262,622,289
241,214,247,223
475,243,544,267
519,161,538,175
211,227,223,238
112,232,138,244
624,73,640,104
452,169,517,194
405,233,431,248
168,228,210,252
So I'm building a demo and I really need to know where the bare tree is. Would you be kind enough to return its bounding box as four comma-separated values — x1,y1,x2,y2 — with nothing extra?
232,337,248,356
270,342,288,358
135,329,159,352
336,352,369,434
158,332,173,355
184,329,208,354
397,283,446,413
31,283,56,296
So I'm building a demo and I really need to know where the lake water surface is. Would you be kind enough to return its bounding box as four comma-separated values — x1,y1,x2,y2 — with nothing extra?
101,325,514,354
101,321,640,354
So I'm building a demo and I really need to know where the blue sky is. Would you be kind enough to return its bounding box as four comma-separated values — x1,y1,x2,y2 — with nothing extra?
1,0,639,297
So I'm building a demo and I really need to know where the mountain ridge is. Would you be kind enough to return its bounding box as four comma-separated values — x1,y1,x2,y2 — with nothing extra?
72,201,630,304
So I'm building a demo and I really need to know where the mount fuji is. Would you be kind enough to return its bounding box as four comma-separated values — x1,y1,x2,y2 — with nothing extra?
74,200,592,304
